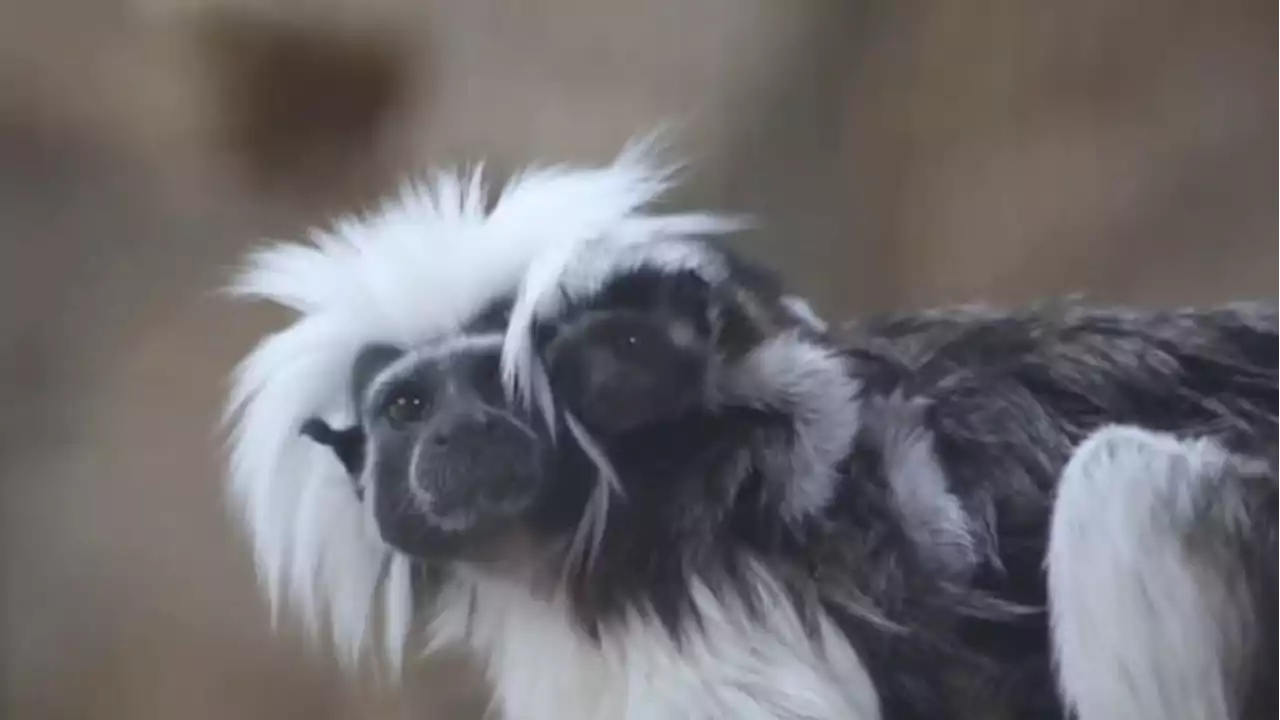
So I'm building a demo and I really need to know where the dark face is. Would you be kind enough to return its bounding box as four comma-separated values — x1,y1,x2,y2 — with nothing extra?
305,336,551,561
540,269,716,437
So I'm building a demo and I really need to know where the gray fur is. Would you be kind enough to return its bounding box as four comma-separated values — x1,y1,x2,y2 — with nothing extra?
860,393,980,586
827,300,1277,717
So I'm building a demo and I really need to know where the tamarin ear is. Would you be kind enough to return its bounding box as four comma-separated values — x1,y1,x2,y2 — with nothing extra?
299,344,401,498
300,418,367,489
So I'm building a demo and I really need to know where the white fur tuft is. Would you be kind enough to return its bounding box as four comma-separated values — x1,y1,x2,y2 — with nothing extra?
716,331,862,519
1048,424,1257,720
224,144,704,668
429,563,880,720
779,294,830,334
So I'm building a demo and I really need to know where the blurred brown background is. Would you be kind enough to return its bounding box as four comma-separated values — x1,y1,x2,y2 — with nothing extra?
1,1,1274,718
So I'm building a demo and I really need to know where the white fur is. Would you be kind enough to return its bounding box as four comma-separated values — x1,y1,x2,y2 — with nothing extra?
716,331,862,519
429,563,880,720
1047,424,1256,720
225,146,713,668
779,294,830,334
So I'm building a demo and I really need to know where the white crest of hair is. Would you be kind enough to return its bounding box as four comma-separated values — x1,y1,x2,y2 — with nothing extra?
715,330,862,519
224,141,704,669
428,563,881,720
1048,425,1257,720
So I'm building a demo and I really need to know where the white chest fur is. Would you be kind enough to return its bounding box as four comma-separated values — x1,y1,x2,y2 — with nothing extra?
429,569,882,720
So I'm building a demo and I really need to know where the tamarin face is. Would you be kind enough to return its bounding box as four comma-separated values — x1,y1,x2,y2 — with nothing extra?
303,336,552,561
538,268,718,437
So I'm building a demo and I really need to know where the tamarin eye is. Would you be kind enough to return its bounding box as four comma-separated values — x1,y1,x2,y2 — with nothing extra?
383,388,429,429
613,323,652,350
616,332,650,356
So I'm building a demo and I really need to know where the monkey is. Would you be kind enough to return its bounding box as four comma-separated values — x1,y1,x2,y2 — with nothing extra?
297,343,397,492
221,151,643,667
483,176,1280,712
495,221,1277,719
224,141,751,684
225,141,1277,719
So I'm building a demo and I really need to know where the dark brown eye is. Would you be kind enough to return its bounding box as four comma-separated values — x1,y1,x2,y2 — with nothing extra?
383,389,428,429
